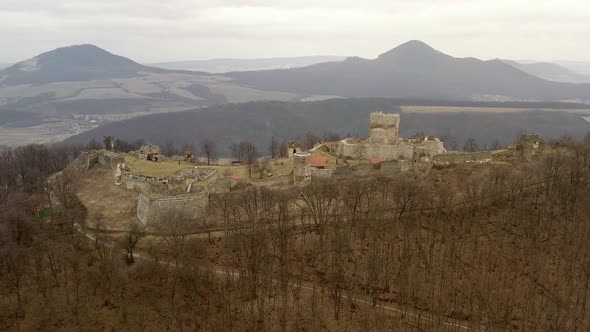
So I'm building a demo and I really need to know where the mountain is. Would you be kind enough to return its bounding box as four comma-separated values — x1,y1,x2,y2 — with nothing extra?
0,45,298,116
1,44,150,86
556,61,590,76
150,56,347,73
500,59,590,83
228,40,590,103
0,63,10,70
64,98,590,154
0,44,208,86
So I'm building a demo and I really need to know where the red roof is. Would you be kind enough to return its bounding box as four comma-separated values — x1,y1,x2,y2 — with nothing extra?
310,156,327,168
370,158,385,165
226,175,242,180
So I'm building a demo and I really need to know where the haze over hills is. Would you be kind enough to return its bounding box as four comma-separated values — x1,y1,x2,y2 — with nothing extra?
3,40,590,147
65,98,590,154
150,56,347,73
228,40,590,103
500,59,590,83
556,61,590,76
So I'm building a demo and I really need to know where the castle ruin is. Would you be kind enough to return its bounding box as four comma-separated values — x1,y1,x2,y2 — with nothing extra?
336,112,446,161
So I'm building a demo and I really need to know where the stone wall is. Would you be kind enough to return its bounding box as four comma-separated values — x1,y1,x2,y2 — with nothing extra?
369,112,400,145
124,179,150,192
336,138,446,162
76,152,99,172
351,164,375,176
76,150,124,172
98,152,125,170
249,174,291,187
137,192,209,225
432,151,493,166
380,160,413,174
311,168,334,179
293,152,311,184
336,140,415,160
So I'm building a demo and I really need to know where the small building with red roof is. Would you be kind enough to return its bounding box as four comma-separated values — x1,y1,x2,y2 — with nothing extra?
310,156,327,169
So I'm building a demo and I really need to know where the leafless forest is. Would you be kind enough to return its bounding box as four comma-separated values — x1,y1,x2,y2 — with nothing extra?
2,137,590,331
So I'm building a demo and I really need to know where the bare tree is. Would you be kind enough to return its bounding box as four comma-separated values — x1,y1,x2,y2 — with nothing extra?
440,134,458,151
300,132,321,150
123,223,142,264
162,140,179,156
200,138,217,165
243,142,258,178
324,132,342,141
463,137,479,152
269,136,280,159
279,141,289,158
491,138,503,150
230,142,245,162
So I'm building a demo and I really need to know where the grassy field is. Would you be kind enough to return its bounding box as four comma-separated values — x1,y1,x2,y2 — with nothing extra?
124,157,195,177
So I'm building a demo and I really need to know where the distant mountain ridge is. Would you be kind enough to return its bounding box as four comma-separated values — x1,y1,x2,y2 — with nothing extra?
0,44,205,86
500,59,590,83
228,40,590,103
150,56,347,73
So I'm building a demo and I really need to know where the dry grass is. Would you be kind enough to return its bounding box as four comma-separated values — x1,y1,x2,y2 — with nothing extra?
76,168,138,229
124,157,194,177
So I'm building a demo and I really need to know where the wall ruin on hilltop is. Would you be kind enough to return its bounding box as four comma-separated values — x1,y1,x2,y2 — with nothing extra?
137,192,209,225
336,112,446,161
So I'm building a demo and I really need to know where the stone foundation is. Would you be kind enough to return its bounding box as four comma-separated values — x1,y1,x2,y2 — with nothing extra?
432,151,493,166
137,192,209,225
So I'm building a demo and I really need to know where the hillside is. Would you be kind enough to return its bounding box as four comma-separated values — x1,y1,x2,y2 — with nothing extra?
150,56,347,73
500,59,590,83
0,44,204,86
64,98,590,154
228,40,590,102
0,45,298,116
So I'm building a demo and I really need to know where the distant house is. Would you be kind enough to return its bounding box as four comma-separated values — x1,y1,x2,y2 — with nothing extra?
370,158,385,169
310,156,327,169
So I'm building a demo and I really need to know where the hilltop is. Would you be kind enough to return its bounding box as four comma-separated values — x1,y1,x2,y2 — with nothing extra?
228,40,590,102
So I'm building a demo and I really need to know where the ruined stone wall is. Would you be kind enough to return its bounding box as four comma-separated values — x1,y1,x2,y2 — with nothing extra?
337,138,445,162
249,175,291,187
293,152,311,184
76,152,99,172
369,112,400,145
337,140,415,160
98,152,125,170
310,168,334,179
137,192,209,225
432,151,493,166
124,179,150,192
380,160,413,174
75,150,124,172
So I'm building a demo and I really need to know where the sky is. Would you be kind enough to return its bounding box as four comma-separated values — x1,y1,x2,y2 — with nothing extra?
1,0,589,64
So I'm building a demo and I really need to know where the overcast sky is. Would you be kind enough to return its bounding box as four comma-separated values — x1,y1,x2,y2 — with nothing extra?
1,0,589,64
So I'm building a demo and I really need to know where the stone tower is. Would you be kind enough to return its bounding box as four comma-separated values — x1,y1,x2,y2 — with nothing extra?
103,136,115,151
369,112,400,145
293,152,311,185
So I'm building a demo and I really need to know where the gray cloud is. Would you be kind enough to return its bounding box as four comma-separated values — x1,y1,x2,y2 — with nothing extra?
1,0,589,63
